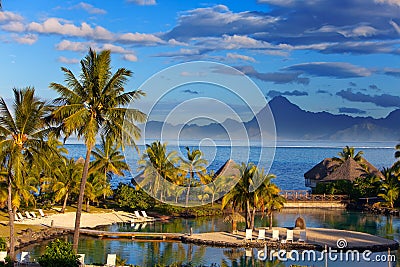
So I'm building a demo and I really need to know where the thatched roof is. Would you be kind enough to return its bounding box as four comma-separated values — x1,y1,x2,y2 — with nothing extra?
321,157,383,182
75,157,85,165
304,158,339,181
214,159,240,179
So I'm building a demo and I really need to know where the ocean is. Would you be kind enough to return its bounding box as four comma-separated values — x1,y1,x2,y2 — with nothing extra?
65,140,399,191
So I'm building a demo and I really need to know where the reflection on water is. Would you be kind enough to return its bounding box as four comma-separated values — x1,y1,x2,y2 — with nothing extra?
22,209,399,266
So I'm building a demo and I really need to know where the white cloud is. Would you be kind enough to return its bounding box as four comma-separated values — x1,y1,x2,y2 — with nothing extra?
122,54,138,62
127,0,157,6
375,0,400,6
390,20,400,34
167,38,188,46
58,56,80,64
13,34,38,45
226,53,256,62
73,2,107,14
56,40,89,51
119,32,164,44
0,11,24,22
1,21,25,32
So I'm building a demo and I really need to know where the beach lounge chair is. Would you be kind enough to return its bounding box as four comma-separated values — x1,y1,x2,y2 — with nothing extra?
30,211,38,219
134,211,149,221
14,214,21,222
17,212,25,221
25,211,34,220
141,211,155,220
134,223,141,231
257,229,265,242
38,209,47,217
0,251,7,263
77,254,85,266
106,254,116,267
272,229,279,241
285,229,293,243
298,230,306,242
245,229,253,242
20,251,32,264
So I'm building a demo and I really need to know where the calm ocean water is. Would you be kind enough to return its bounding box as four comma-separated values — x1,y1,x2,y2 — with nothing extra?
66,140,399,190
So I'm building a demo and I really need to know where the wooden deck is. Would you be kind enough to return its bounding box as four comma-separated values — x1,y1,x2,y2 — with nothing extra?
78,228,184,240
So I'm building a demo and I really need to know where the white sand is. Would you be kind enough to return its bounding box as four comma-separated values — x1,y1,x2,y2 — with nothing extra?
15,211,134,228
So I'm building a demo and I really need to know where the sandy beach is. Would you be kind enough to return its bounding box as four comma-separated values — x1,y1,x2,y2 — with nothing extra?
15,211,134,228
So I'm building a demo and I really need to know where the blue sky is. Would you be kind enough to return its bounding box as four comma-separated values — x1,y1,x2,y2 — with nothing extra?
1,0,400,121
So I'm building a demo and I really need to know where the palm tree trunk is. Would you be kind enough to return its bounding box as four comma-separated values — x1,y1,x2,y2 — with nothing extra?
73,146,92,252
86,199,90,212
185,169,193,206
61,192,69,213
7,179,15,260
251,207,256,230
269,212,273,230
246,200,251,228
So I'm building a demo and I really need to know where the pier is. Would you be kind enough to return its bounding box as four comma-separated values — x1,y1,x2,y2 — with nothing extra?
78,228,184,241
280,190,348,208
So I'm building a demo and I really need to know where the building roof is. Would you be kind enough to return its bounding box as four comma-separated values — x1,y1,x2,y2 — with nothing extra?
214,159,240,179
304,158,339,181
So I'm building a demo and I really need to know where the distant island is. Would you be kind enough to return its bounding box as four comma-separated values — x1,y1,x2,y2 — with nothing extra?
143,96,400,141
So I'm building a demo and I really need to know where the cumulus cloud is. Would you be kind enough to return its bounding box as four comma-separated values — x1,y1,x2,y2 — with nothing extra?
338,107,367,114
336,89,400,108
267,90,308,98
285,62,372,78
0,11,24,22
226,53,255,62
127,0,157,5
236,65,309,85
383,67,400,77
13,34,38,45
122,54,138,62
1,21,25,32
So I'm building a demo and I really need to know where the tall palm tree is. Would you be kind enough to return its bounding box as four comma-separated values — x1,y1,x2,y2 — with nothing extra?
137,141,179,201
0,88,51,259
90,136,129,199
49,48,146,251
180,147,207,206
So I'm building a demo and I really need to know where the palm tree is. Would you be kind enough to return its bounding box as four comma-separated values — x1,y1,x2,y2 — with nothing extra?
378,167,399,209
180,147,207,206
0,88,51,259
49,48,146,251
90,136,129,200
395,144,400,159
50,158,82,213
393,144,400,175
333,146,364,164
137,141,179,201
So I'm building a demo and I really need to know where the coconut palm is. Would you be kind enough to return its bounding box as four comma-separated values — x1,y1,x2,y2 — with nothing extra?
0,88,51,259
180,147,208,206
333,146,364,164
49,48,146,250
90,136,129,199
137,141,179,201
378,167,399,209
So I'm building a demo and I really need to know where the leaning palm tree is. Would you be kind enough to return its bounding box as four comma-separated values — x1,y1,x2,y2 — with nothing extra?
180,147,207,206
0,88,51,260
49,48,146,251
90,136,129,199
378,167,399,209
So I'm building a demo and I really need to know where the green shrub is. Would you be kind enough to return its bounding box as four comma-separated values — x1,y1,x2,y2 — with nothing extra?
38,239,79,267
0,237,7,251
114,183,155,210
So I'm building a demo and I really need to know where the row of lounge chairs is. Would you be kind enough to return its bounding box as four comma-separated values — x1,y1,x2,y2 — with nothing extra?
245,229,307,243
129,210,156,223
78,253,119,267
14,209,47,221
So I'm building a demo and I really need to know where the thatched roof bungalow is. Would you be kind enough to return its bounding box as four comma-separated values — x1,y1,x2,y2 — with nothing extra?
304,157,383,189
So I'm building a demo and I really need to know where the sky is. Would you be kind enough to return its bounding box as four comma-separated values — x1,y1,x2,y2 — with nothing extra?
0,0,400,122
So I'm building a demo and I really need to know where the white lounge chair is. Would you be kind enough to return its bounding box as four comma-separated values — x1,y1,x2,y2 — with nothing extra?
38,209,47,217
285,229,293,243
141,211,154,220
30,211,38,219
14,214,20,222
272,229,279,241
106,254,116,267
25,211,33,220
17,212,24,221
0,251,7,263
20,251,31,264
134,211,149,221
77,254,85,266
298,230,306,242
245,229,253,242
257,229,265,242
134,223,141,231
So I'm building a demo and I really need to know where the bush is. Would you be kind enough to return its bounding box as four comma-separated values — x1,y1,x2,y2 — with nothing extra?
114,183,155,211
0,237,7,251
38,239,80,267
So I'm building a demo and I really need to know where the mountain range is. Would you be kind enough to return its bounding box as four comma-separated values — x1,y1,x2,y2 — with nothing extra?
142,96,400,141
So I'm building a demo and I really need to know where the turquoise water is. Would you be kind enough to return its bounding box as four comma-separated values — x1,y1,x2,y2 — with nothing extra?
23,209,399,266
